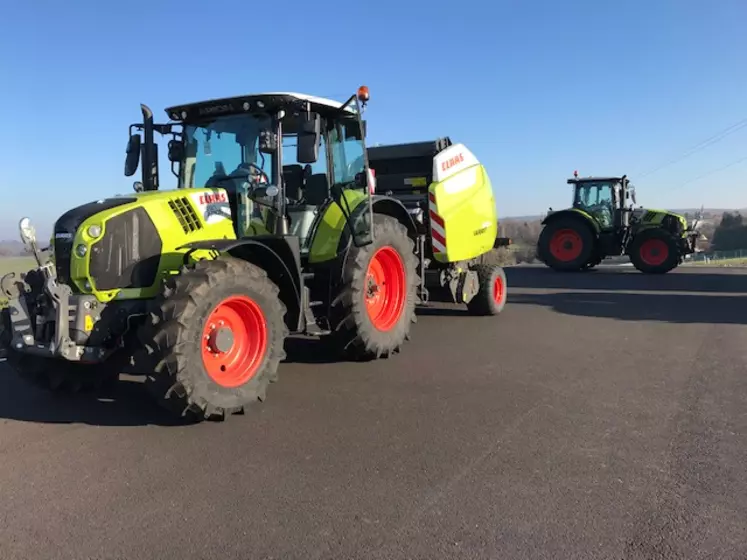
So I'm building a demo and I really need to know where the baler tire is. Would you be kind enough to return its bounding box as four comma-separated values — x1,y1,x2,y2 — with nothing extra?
466,265,508,316
327,214,419,361
138,256,287,422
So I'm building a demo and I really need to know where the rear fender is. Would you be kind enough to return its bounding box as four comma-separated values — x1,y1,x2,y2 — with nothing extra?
541,208,600,234
179,237,303,332
326,196,420,286
337,195,418,253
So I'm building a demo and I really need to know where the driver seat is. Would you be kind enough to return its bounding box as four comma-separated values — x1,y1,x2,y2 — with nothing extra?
282,164,305,203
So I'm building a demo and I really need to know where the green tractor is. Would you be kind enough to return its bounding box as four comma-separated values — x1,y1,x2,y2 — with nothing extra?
0,86,509,422
537,173,699,273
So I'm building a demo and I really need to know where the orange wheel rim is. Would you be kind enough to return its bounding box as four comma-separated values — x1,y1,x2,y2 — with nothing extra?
493,274,506,305
365,246,406,331
201,295,267,388
639,238,669,266
549,229,583,262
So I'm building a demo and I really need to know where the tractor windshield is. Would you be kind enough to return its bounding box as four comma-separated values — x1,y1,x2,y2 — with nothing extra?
179,114,274,189
573,180,616,229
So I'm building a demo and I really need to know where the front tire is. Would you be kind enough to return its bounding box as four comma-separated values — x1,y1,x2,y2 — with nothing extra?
327,214,419,360
629,230,680,274
138,257,287,422
537,219,595,271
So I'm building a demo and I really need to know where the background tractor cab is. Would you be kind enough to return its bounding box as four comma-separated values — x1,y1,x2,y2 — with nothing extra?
568,172,636,233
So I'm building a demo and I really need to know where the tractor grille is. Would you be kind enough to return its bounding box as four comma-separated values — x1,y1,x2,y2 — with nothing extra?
642,211,658,223
169,197,202,233
52,197,136,288
89,207,162,291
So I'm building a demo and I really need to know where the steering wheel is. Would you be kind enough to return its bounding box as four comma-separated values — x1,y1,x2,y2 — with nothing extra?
209,162,269,186
230,162,270,186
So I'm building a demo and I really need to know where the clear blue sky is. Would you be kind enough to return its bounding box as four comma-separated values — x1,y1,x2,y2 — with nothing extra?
1,0,746,239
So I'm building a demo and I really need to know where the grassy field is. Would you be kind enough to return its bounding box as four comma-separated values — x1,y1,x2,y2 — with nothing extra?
0,257,36,308
0,257,36,276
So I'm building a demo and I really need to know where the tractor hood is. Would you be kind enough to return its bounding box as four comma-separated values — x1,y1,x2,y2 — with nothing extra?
632,207,692,232
51,188,237,300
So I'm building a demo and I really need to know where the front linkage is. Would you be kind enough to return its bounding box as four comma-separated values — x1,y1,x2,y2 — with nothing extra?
0,263,137,366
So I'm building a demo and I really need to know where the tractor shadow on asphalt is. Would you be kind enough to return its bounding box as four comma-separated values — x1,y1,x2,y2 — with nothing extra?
505,266,747,294
510,291,747,326
0,364,188,427
282,336,346,364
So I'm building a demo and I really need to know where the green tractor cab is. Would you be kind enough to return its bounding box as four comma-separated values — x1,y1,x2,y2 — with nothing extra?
0,87,509,422
537,173,699,273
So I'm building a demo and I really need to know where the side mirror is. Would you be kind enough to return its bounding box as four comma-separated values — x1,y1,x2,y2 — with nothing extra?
167,139,184,163
125,134,142,177
297,112,321,164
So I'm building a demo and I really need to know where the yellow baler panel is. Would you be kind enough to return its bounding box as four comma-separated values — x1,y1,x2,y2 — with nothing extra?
429,164,497,263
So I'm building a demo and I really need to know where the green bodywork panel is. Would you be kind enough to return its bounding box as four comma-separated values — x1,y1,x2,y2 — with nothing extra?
62,185,367,301
68,188,236,302
544,207,689,238
633,208,689,236
308,188,368,264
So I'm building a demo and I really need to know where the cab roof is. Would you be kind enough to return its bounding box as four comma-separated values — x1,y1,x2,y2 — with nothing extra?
165,92,356,122
567,176,626,185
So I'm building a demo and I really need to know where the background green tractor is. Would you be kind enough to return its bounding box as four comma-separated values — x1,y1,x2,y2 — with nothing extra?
0,86,508,422
536,173,699,273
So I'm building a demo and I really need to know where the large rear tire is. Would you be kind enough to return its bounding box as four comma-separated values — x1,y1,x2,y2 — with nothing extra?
327,214,419,360
0,308,118,393
138,257,288,422
629,230,680,274
537,219,595,271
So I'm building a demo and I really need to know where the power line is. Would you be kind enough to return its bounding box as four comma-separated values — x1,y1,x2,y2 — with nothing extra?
669,154,747,190
637,117,747,178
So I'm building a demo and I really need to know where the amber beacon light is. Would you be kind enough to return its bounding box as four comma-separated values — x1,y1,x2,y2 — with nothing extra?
357,85,370,103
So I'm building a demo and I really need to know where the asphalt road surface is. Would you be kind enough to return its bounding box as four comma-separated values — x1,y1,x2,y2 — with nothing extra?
1,266,747,560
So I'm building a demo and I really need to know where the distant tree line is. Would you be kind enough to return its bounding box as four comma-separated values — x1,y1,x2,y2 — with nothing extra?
709,211,747,252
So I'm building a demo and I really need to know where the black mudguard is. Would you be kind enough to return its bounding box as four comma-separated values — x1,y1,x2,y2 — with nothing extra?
179,236,304,332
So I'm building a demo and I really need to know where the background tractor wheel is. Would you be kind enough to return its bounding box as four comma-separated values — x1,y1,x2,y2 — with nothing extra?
138,257,287,422
629,230,680,274
1,308,118,393
538,219,595,271
328,214,419,361
466,265,507,316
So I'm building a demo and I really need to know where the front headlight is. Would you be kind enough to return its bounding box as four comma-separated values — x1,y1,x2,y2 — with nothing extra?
87,225,102,238
18,217,37,246
75,244,88,257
